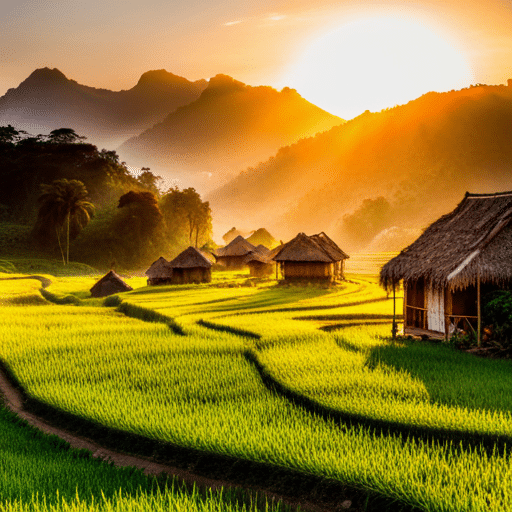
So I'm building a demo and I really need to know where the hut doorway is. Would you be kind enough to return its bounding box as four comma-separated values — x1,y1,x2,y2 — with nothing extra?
426,284,445,333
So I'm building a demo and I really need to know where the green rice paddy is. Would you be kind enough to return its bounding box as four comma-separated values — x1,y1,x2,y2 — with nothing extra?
1,269,512,511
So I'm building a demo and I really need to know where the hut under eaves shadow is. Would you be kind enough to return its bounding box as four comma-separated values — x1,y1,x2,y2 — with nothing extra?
90,270,133,297
380,191,512,342
271,232,349,281
169,246,212,284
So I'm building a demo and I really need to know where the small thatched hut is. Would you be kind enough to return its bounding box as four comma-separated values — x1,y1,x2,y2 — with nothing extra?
145,257,173,286
90,270,133,298
214,235,256,269
244,246,273,277
169,246,212,284
272,232,349,281
380,191,512,341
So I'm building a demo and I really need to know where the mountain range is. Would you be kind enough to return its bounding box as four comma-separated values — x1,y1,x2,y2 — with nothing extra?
117,74,342,190
0,67,207,148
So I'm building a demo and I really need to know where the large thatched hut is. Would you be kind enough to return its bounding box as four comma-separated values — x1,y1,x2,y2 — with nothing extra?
380,191,512,341
169,246,212,284
214,235,256,269
90,270,133,298
272,232,349,281
145,257,173,286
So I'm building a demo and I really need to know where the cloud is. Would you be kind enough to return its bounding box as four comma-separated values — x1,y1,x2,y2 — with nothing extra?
223,20,242,26
268,14,286,21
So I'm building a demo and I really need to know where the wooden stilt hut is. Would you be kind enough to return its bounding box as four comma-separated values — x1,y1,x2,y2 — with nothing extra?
90,270,133,297
145,257,173,286
380,191,512,342
271,232,349,282
214,235,256,269
169,246,212,284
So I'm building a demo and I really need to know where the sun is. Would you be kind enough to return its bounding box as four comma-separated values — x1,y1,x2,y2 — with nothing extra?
280,16,474,119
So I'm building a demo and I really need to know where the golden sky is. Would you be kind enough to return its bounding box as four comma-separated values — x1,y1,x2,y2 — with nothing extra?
1,0,512,118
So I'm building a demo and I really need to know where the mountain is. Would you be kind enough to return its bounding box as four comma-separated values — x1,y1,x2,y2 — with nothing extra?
0,68,207,148
117,74,343,190
208,83,512,249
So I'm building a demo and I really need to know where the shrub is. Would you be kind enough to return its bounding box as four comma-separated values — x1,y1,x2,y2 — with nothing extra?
483,290,512,347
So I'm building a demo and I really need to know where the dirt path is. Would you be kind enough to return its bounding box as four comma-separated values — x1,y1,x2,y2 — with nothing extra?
0,365,353,512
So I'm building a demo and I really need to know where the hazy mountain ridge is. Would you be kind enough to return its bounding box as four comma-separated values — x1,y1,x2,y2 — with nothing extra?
117,74,343,190
208,83,512,248
0,67,207,148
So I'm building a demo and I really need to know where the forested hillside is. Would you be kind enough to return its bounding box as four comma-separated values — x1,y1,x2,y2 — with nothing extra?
209,83,512,249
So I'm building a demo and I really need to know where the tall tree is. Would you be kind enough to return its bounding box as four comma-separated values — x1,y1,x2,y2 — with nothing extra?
36,179,94,264
160,187,212,249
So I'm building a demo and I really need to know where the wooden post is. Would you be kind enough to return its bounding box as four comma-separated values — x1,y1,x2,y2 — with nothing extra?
392,281,397,339
477,271,482,347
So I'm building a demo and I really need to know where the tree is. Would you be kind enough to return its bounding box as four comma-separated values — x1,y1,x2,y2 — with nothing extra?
47,128,86,144
36,179,94,264
160,187,212,249
0,125,27,145
115,190,164,267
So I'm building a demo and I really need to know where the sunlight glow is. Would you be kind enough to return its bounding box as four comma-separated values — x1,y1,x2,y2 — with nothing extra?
281,16,475,119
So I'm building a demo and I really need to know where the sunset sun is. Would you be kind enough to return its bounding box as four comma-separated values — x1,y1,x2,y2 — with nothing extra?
282,16,474,119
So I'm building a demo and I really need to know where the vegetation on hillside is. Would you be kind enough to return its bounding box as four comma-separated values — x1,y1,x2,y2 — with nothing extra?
209,83,512,250
0,127,213,270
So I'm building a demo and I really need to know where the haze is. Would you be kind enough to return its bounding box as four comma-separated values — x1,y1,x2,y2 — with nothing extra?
2,0,512,119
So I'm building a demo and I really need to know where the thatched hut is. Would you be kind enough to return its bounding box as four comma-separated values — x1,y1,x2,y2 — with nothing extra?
272,232,349,281
169,246,212,284
214,235,256,269
145,257,173,286
244,246,273,277
90,270,133,298
380,191,512,341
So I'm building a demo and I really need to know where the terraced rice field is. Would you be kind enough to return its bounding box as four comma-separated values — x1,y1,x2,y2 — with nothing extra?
1,269,512,511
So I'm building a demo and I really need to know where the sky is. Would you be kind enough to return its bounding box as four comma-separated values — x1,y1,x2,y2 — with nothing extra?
1,0,512,119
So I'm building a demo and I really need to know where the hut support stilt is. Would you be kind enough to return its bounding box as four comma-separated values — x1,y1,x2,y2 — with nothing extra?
392,281,397,339
477,271,482,347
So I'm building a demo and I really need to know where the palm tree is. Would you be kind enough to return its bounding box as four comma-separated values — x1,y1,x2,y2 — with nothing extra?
37,179,94,264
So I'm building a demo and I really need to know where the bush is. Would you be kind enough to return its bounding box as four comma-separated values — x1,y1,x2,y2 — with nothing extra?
483,290,512,347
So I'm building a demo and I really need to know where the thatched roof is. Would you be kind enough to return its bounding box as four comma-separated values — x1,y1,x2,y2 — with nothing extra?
90,270,133,297
272,232,349,263
254,244,270,255
244,251,272,265
145,257,173,279
215,235,256,258
170,246,212,269
310,232,350,261
380,191,512,290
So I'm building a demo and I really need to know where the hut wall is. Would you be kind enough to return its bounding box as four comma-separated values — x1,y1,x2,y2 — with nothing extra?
147,277,173,286
217,256,246,269
283,262,333,280
426,284,445,333
171,267,211,284
404,279,426,330
248,262,273,277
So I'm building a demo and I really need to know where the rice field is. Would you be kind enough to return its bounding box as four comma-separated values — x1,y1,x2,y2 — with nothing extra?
1,269,512,511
